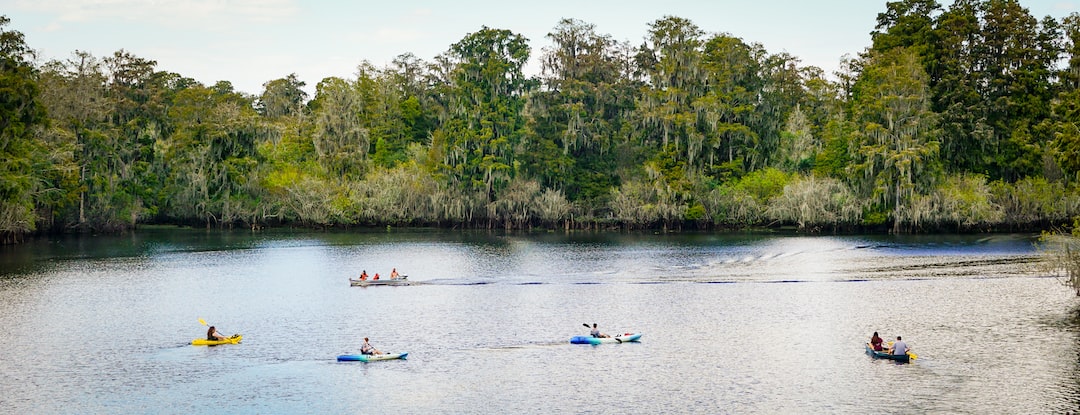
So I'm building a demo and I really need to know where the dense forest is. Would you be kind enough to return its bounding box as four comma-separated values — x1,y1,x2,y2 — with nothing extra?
1,0,1079,243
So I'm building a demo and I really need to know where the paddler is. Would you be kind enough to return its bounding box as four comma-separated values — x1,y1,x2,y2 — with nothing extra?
207,326,227,341
589,323,610,338
889,336,910,356
361,337,383,355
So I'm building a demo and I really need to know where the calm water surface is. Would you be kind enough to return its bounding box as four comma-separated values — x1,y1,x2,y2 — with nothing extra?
0,230,1077,414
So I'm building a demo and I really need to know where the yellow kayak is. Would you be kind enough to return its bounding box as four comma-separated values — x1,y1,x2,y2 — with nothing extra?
191,334,242,346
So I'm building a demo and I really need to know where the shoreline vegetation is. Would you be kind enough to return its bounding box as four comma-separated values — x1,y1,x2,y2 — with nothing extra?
2,1,1080,245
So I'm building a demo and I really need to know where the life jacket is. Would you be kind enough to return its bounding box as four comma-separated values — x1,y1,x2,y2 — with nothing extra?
373,274,380,280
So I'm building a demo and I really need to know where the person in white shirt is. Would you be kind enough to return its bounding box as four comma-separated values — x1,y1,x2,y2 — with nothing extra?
360,337,382,355
890,336,909,356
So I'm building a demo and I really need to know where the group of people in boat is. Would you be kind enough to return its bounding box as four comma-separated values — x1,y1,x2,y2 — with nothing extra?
869,331,910,356
356,268,402,281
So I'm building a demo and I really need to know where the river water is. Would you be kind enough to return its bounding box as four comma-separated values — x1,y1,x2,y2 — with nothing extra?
0,230,1076,414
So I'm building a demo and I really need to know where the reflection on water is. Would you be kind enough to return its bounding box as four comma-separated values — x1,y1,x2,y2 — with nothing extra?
0,230,1076,413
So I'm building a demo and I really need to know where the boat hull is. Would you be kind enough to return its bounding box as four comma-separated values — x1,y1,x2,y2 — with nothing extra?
349,276,409,287
866,343,911,363
337,352,408,362
570,333,642,345
192,335,242,346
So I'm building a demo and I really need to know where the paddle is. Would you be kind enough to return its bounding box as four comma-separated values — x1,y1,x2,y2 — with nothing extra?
199,318,237,340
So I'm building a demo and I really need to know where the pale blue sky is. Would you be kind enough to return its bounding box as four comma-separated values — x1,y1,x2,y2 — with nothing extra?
3,0,1076,96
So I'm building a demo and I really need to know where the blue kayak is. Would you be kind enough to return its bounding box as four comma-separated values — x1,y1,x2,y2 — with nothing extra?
337,352,408,362
570,333,642,345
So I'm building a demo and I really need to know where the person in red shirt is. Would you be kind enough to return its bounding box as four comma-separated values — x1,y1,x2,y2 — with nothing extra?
870,332,884,351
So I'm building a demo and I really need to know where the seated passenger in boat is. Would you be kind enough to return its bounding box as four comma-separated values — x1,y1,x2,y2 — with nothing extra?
590,323,610,338
360,337,382,355
870,332,884,351
889,336,909,356
207,326,226,341
390,268,401,279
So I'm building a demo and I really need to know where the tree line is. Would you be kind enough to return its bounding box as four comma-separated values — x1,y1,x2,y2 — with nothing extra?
1,0,1079,243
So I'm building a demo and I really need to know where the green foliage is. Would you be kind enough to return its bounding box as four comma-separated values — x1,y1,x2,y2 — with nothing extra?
698,167,790,228
695,34,762,170
766,174,863,230
929,0,989,174
257,73,307,118
906,173,1003,230
309,76,369,179
704,183,762,227
609,161,689,228
924,0,1060,180
1037,230,1080,296
636,17,707,165
862,208,890,226
684,203,706,222
346,162,438,224
774,106,817,172
0,16,48,240
1055,95,1080,182
526,18,633,208
733,167,791,205
159,82,265,227
850,46,941,232
4,7,1080,239
433,27,531,199
991,177,1079,227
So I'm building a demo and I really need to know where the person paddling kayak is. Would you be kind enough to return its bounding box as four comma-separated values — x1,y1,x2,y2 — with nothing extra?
589,323,610,338
361,337,383,355
207,326,226,341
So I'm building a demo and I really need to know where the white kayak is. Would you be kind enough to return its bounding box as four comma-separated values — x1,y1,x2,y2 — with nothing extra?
349,276,409,287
